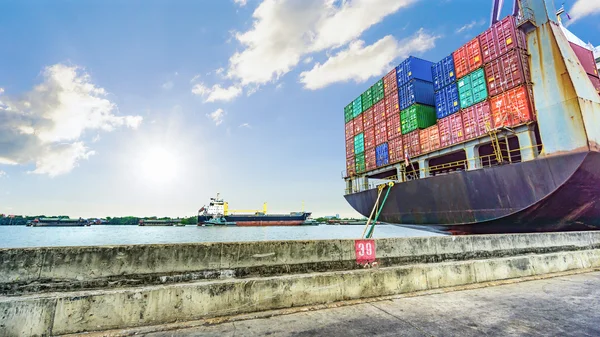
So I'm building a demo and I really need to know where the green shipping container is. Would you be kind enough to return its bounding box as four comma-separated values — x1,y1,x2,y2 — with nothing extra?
361,88,373,111
354,133,365,155
470,68,488,104
458,69,487,109
344,103,353,123
372,79,385,104
352,96,363,118
400,104,437,135
355,153,366,173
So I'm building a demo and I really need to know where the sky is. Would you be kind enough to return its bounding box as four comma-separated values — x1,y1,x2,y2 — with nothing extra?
0,0,599,219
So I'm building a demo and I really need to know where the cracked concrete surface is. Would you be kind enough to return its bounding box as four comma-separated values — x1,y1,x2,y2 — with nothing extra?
145,272,600,337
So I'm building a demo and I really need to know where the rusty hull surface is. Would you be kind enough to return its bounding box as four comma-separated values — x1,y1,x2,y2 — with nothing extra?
344,151,600,234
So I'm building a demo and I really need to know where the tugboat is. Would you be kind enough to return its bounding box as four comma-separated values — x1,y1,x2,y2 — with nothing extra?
197,193,312,226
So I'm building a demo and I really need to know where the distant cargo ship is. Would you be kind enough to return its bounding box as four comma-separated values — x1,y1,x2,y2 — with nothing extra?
27,217,91,227
342,1,600,235
197,194,312,226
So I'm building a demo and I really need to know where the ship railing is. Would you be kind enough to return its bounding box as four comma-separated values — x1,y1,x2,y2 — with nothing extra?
346,143,543,194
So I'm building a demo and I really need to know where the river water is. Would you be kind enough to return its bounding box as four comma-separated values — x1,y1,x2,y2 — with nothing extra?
0,225,442,248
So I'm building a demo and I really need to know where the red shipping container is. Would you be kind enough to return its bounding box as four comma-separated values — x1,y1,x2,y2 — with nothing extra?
353,113,364,135
570,42,599,77
403,130,421,158
485,49,530,97
383,68,398,95
419,124,441,153
384,92,400,119
454,38,483,79
363,106,374,130
365,148,377,171
462,101,492,140
364,127,376,151
388,136,404,164
387,114,402,140
346,137,354,158
374,121,388,145
346,156,355,177
438,113,465,148
494,15,527,59
490,85,534,128
479,26,499,65
345,120,354,140
589,74,600,94
373,100,386,125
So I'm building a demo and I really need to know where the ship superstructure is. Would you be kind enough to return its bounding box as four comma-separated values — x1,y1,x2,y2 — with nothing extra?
342,0,600,234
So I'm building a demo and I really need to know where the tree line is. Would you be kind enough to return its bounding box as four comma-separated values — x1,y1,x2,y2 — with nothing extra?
0,214,199,226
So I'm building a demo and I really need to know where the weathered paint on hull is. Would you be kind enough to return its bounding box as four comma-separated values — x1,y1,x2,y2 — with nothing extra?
344,151,600,235
234,221,305,226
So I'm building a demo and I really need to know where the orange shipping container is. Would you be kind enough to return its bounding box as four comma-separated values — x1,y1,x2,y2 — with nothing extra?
346,156,355,177
489,85,534,128
403,130,421,158
374,121,388,145
462,101,492,140
383,68,398,95
345,120,354,140
453,38,483,79
373,100,386,124
364,127,376,151
388,136,403,164
353,113,364,135
384,92,400,119
419,124,441,153
365,148,377,171
439,113,465,148
363,106,374,130
346,137,354,158
387,114,402,140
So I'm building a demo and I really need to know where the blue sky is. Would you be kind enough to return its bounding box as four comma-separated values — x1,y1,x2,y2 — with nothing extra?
0,0,598,218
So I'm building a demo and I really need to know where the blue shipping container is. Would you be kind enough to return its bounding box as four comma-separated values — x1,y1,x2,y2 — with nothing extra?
398,79,435,111
435,82,460,119
396,56,434,87
432,55,456,92
375,143,389,167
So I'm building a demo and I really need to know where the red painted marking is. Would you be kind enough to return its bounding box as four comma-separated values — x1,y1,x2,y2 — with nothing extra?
355,240,376,264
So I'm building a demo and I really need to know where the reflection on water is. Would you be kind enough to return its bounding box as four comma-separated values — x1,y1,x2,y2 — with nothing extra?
0,225,442,248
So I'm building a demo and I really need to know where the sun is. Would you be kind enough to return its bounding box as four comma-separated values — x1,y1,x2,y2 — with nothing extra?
138,146,179,184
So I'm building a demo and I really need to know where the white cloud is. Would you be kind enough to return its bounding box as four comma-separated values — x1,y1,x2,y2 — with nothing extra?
0,88,4,94
456,20,485,34
0,64,142,177
162,81,174,90
190,74,201,83
234,0,247,6
192,83,242,102
226,0,418,87
0,170,6,178
300,29,438,90
275,83,284,90
215,68,225,76
303,57,313,64
239,123,251,128
207,108,226,126
569,0,600,22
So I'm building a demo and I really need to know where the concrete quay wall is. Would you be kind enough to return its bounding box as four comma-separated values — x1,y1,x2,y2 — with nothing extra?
1,231,600,336
2,231,600,295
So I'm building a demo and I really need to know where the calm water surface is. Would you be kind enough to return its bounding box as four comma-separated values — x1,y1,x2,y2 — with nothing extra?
0,225,442,248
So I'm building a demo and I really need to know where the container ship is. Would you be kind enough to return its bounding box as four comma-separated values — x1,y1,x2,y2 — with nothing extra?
197,194,312,226
342,0,600,235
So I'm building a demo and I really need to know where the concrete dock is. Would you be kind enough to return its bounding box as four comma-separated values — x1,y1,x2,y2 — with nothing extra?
139,271,600,337
2,232,600,336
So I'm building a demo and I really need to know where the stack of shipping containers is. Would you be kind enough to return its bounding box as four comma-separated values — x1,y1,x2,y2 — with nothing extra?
343,14,600,178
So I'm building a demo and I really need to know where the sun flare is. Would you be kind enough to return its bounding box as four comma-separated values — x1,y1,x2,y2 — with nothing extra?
138,146,179,184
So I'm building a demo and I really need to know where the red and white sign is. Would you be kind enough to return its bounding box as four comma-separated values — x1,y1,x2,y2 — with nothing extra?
355,239,376,264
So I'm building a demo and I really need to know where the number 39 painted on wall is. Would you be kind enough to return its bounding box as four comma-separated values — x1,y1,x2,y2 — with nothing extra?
355,239,376,264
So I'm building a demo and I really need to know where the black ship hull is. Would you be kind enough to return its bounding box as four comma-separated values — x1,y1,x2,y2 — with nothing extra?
344,151,600,235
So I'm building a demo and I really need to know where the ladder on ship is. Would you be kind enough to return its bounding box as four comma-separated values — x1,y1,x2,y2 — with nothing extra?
485,122,509,165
